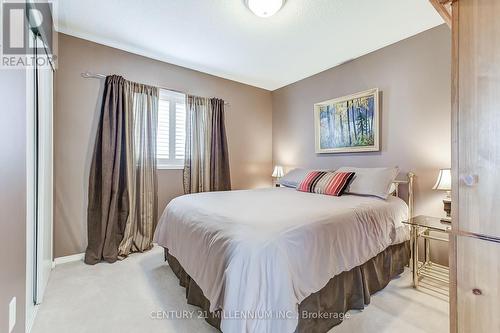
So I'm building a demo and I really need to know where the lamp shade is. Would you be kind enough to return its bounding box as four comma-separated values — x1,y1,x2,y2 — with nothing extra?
272,165,284,178
433,168,451,191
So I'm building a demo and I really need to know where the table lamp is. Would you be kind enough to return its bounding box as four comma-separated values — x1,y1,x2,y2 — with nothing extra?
272,165,284,187
433,168,451,221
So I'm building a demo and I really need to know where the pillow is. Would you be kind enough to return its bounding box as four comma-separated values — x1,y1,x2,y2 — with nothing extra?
336,167,399,199
388,182,397,196
278,168,312,188
297,171,355,196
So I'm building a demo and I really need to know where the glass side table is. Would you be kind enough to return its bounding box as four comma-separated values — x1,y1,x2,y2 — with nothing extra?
402,215,451,288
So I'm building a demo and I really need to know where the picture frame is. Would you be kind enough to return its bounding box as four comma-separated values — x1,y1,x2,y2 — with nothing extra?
314,88,380,154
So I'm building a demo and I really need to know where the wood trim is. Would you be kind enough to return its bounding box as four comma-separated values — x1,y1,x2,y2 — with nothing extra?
456,236,500,332
429,0,452,27
449,0,459,331
452,0,500,331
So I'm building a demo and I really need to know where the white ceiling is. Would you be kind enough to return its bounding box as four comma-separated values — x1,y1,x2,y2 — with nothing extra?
54,0,443,91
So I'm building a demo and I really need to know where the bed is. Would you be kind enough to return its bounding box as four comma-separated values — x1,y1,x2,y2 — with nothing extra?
154,172,414,333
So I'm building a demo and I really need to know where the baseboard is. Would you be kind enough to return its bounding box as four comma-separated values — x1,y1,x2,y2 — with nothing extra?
53,252,85,267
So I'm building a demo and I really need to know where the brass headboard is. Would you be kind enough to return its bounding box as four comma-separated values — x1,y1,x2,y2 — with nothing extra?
392,172,415,219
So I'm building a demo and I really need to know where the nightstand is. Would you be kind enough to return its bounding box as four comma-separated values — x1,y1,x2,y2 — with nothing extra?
402,215,451,288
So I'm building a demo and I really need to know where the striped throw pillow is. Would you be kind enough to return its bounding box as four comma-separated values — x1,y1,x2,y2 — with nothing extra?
297,171,355,196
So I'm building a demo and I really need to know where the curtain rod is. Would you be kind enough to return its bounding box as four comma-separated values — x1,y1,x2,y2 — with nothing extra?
81,71,229,105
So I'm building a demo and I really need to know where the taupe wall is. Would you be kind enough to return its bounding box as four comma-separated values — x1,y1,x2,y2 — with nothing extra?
55,26,451,261
272,25,451,263
0,70,27,333
54,33,273,258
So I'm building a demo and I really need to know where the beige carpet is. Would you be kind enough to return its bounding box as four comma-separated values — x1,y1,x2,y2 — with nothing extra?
32,246,449,333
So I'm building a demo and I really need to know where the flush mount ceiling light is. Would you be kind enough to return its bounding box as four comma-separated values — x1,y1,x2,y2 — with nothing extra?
246,0,285,18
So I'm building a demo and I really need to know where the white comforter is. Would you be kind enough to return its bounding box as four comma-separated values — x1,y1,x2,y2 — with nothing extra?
154,187,409,333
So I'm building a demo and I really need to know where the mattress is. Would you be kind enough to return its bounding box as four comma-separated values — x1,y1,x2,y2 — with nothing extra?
154,187,409,333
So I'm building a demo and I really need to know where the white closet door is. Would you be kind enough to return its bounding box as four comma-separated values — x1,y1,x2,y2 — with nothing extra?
25,30,37,331
35,49,53,304
26,30,54,332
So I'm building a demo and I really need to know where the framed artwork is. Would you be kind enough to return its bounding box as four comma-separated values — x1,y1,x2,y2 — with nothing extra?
314,88,379,154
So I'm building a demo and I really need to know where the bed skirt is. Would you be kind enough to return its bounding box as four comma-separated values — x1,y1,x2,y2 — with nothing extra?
164,241,410,333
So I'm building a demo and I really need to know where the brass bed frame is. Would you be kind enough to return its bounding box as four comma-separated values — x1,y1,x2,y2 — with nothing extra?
392,172,416,279
392,172,415,219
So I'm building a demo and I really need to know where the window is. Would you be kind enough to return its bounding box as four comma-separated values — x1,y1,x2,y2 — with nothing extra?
157,89,186,169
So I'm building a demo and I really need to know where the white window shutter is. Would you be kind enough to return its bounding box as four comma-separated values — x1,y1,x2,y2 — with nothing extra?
157,98,170,161
157,89,186,168
175,103,186,160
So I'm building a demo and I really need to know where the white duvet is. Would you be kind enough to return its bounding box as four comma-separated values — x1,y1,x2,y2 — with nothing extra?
154,187,409,333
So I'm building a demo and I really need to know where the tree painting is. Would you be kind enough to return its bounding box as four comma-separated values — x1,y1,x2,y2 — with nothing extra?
315,89,379,153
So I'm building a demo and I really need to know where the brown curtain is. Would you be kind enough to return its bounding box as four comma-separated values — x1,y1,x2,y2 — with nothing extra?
183,96,231,193
85,75,158,265
210,98,231,191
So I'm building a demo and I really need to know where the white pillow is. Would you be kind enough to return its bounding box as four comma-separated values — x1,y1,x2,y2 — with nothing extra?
278,168,311,188
336,167,399,199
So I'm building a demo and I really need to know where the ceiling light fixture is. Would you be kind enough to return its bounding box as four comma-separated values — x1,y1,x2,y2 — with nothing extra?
246,0,285,18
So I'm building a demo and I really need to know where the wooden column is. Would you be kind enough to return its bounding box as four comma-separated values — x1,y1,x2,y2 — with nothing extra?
451,0,500,332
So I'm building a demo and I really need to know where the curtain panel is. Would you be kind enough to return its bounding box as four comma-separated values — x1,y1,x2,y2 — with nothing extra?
85,75,159,265
118,82,159,258
183,96,231,194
